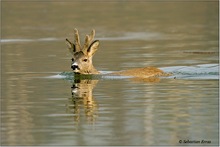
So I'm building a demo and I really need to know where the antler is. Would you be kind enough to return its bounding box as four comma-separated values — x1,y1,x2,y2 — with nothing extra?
65,28,82,53
82,29,95,53
66,29,96,54
74,28,82,52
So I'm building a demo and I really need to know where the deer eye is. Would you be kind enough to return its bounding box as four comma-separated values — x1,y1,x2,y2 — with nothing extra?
83,59,88,62
71,58,74,62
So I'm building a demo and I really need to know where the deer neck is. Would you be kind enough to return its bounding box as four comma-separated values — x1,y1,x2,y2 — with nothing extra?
83,65,100,74
89,65,100,74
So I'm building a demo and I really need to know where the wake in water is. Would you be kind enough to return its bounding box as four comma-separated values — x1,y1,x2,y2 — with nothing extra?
161,64,219,80
58,64,219,80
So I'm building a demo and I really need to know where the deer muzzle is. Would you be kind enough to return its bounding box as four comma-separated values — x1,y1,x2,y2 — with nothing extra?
71,63,80,72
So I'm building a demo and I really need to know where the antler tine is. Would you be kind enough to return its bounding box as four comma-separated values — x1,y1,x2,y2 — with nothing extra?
89,29,95,43
83,29,96,52
74,28,81,51
82,35,90,54
65,38,75,55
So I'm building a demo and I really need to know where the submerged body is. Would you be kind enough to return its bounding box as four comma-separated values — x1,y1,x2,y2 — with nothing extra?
66,29,169,78
111,67,167,78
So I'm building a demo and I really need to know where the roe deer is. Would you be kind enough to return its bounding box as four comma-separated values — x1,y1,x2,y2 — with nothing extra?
66,29,169,78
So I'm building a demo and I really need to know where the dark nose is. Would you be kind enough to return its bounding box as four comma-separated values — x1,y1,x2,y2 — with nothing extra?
71,65,79,70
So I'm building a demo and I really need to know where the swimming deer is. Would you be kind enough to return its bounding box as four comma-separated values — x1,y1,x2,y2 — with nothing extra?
66,29,169,78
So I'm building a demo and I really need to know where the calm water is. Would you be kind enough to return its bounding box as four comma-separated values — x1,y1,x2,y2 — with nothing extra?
1,1,219,146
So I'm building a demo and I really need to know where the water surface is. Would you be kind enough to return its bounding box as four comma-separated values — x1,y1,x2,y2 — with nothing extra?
1,1,219,146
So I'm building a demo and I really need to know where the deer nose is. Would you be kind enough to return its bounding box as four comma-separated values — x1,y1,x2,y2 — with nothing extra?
71,64,79,70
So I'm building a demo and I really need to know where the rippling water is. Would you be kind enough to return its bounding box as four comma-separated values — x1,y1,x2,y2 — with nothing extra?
1,1,219,146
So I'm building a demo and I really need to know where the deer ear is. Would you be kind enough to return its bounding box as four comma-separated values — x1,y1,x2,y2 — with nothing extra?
87,40,99,57
66,38,75,55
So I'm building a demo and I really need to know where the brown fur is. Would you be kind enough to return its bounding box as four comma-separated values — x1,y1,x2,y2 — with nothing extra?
111,67,166,78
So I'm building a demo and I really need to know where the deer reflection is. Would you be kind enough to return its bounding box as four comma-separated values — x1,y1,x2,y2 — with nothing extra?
65,73,162,125
66,77,99,124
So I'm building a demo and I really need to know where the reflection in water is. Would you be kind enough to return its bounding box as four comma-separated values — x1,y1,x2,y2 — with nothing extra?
65,74,163,127
131,76,161,83
66,77,99,124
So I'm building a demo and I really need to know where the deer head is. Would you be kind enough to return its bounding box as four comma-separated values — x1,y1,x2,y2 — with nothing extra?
66,29,100,74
